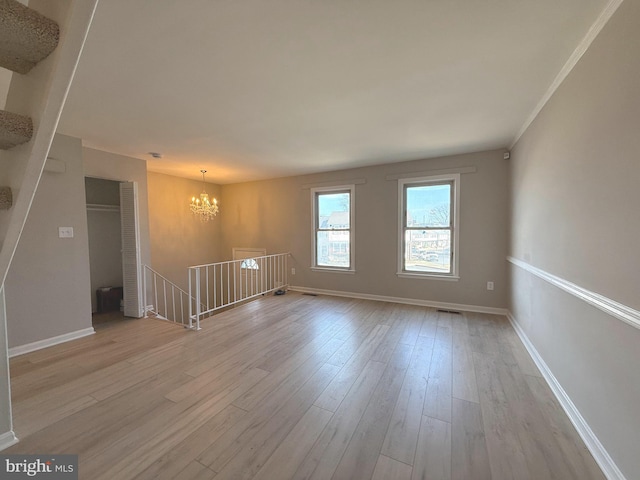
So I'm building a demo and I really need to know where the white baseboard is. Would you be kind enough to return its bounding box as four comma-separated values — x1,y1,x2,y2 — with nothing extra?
506,312,626,480
289,285,508,316
0,430,18,451
8,327,96,358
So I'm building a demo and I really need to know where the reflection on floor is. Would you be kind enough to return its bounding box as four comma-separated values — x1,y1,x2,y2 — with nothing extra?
91,310,125,328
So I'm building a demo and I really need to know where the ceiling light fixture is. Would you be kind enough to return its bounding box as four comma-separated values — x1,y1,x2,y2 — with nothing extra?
190,170,219,221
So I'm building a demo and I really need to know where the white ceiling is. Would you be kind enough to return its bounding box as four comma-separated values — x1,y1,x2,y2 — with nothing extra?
57,0,610,184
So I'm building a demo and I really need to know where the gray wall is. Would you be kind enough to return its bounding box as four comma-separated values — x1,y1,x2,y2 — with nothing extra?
4,144,152,348
5,134,93,348
221,149,509,309
509,1,640,478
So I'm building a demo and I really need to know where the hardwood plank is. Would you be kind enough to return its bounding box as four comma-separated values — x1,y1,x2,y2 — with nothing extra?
452,328,480,404
473,351,531,480
292,360,388,480
503,327,542,378
6,293,606,480
325,321,376,368
252,406,334,480
381,335,433,465
174,461,217,480
418,309,438,338
423,325,453,422
371,455,413,480
134,405,245,480
183,314,301,378
199,363,341,472
233,337,345,411
524,375,606,480
88,368,269,480
6,368,188,456
331,343,413,480
398,306,426,346
12,394,98,438
368,312,407,364
313,324,390,412
451,398,491,480
412,415,451,480
466,313,518,368
495,361,580,480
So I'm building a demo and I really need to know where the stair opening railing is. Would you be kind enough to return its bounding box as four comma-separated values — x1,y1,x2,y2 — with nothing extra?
143,265,202,327
188,253,289,330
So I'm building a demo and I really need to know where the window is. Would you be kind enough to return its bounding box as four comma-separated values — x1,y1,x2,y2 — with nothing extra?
398,174,459,279
311,185,355,271
240,258,259,270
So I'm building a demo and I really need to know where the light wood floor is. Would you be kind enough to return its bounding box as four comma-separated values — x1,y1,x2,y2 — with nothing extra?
7,292,604,480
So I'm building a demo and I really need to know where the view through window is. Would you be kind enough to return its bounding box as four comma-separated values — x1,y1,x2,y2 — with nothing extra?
403,181,454,274
313,188,352,269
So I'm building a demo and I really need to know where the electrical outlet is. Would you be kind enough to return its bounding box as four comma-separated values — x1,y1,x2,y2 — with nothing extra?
291,267,296,275
58,226,74,238
487,281,494,291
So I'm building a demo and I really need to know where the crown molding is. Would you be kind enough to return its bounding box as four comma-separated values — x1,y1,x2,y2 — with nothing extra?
510,0,625,149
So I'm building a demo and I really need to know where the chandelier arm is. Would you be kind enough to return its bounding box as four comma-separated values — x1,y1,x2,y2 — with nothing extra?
190,169,219,221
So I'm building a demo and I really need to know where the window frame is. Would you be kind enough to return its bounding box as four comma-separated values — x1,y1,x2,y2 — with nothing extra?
311,184,355,273
397,173,460,280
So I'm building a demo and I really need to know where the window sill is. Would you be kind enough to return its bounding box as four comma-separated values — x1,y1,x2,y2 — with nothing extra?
311,267,356,275
396,272,459,282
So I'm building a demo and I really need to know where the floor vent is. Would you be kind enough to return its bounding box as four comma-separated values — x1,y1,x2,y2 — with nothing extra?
302,293,318,296
437,309,461,314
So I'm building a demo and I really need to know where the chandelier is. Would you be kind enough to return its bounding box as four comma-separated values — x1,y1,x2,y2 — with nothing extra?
190,170,219,221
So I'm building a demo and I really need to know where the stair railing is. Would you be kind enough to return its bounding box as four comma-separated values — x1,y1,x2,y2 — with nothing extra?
143,265,202,327
188,253,289,330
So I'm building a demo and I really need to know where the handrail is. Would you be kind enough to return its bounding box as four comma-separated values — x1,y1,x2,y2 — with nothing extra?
188,252,290,269
188,253,290,330
143,265,202,327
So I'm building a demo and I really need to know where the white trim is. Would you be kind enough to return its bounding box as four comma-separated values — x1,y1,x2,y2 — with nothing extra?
507,256,640,330
86,203,120,212
0,431,18,451
311,184,356,272
289,285,507,315
232,247,267,260
510,0,624,149
507,311,627,480
310,267,356,275
301,178,366,190
8,327,95,358
397,173,460,279
385,166,476,181
396,272,459,281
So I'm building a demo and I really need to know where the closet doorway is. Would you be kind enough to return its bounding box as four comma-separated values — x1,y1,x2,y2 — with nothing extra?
85,177,143,325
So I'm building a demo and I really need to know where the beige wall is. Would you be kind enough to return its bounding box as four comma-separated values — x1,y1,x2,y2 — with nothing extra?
5,134,93,348
509,1,640,477
147,172,222,292
221,149,509,309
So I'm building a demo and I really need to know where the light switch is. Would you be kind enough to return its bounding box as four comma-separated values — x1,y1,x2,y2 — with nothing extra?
59,227,74,238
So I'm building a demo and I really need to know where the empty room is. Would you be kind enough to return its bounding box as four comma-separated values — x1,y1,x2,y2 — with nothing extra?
0,1,638,479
